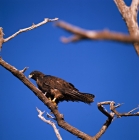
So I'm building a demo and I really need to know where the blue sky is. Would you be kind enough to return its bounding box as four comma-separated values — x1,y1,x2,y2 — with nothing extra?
0,0,139,140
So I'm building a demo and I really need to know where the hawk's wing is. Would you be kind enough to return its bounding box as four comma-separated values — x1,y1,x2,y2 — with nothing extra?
42,75,78,92
41,75,94,104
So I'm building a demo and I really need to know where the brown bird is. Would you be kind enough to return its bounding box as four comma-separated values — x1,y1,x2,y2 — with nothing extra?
29,70,95,106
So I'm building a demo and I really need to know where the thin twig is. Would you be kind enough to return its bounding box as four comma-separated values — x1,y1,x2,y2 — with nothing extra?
4,18,58,43
19,67,29,73
128,105,139,114
47,112,56,120
114,103,124,108
36,107,62,140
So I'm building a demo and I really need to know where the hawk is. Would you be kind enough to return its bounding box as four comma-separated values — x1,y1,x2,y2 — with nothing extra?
29,70,95,106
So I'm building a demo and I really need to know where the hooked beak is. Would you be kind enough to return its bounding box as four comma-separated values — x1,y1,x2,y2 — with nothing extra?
28,74,32,79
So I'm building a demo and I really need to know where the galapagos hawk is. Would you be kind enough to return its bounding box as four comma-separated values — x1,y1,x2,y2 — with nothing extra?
29,70,95,106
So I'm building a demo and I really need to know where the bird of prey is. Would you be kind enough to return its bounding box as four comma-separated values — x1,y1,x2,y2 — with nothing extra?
29,70,95,106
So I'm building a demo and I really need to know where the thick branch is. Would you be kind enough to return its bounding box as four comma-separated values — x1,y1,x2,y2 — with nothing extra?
0,27,4,51
114,0,139,55
97,102,113,118
36,107,62,140
0,57,95,140
3,18,58,43
56,21,139,44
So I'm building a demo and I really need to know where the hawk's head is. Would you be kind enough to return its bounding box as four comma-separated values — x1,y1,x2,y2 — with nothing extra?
28,71,44,81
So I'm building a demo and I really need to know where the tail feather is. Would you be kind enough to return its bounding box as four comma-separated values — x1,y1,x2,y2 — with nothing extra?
69,90,95,104
79,92,95,104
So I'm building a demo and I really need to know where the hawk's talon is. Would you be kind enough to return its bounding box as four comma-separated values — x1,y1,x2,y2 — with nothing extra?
52,97,56,102
51,98,57,107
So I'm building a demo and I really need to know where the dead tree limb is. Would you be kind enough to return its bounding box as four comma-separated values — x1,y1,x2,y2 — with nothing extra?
114,0,139,55
110,101,139,117
56,0,139,56
96,103,114,139
4,18,58,43
95,101,139,139
56,20,139,44
0,27,4,51
0,18,58,52
36,107,62,140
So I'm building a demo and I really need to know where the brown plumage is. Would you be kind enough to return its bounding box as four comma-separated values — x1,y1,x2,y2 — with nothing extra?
29,70,95,105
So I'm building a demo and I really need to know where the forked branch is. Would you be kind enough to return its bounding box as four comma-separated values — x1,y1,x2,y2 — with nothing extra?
36,107,62,140
110,101,139,117
114,0,139,55
56,0,139,56
95,101,139,139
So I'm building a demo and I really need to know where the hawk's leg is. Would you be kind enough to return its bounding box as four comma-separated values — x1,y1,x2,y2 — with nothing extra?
52,98,56,102
50,89,63,107
52,98,57,106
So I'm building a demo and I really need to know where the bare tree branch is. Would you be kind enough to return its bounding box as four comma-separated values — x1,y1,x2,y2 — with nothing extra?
0,27,4,51
47,112,56,120
128,105,139,114
96,103,114,139
114,0,139,55
95,101,139,139
56,20,139,44
97,102,113,118
61,35,84,43
97,101,139,118
3,18,58,43
110,101,139,117
36,107,62,140
95,114,114,140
